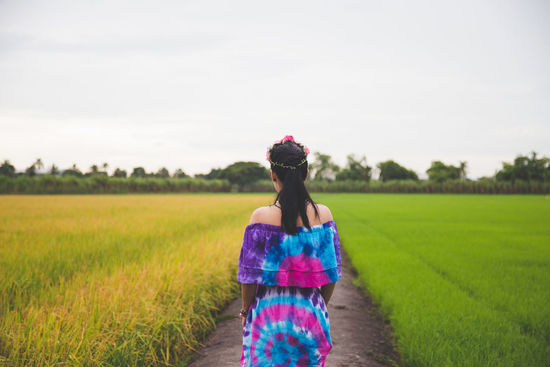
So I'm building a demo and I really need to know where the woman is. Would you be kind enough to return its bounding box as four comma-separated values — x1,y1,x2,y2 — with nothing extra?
237,135,342,366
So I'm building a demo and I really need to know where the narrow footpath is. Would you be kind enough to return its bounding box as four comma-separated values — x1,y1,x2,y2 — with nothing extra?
188,254,402,367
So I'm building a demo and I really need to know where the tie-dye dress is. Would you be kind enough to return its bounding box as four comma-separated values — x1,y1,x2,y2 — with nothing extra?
237,220,342,367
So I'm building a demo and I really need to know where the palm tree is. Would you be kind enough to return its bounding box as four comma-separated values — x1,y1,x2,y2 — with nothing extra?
102,162,109,174
173,168,188,178
459,161,468,180
310,152,340,181
34,158,44,172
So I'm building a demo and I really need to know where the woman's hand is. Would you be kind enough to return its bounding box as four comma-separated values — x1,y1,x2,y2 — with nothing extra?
239,308,249,328
320,282,337,305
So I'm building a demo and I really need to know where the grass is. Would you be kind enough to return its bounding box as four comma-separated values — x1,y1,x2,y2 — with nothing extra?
2,193,549,366
318,193,550,367
0,194,272,366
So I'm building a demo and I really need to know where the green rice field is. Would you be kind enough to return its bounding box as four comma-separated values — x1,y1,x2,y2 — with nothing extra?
1,193,549,366
319,193,550,367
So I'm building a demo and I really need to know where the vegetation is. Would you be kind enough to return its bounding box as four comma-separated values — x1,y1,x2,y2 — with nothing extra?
309,152,341,181
0,175,232,194
1,151,549,194
495,151,550,182
216,161,269,190
335,154,372,181
0,160,15,177
320,193,550,367
377,160,419,181
3,193,548,366
426,160,467,182
1,175,550,195
0,194,271,366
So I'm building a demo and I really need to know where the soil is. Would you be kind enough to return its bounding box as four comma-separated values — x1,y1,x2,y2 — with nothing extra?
188,253,402,366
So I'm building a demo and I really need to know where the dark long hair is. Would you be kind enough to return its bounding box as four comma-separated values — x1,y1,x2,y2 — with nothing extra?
270,141,320,235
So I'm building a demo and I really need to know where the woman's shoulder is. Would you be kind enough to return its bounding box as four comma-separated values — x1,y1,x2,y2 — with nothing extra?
314,203,333,222
248,205,280,225
248,202,333,226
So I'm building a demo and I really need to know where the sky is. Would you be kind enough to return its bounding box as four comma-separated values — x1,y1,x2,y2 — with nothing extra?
1,0,549,179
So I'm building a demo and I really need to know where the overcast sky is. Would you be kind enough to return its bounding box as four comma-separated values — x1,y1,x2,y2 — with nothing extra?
1,0,548,179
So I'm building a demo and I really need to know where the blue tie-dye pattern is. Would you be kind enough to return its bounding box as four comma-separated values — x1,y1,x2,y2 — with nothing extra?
254,320,319,365
238,221,342,287
241,286,332,366
264,225,339,283
239,221,341,366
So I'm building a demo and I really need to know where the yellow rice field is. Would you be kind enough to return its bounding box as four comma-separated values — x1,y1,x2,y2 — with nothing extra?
0,194,272,366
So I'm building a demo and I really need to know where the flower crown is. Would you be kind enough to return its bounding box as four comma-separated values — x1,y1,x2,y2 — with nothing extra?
266,135,310,170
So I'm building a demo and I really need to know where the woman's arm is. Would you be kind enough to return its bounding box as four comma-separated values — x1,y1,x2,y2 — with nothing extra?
239,208,264,326
240,283,257,327
241,283,256,310
320,282,336,305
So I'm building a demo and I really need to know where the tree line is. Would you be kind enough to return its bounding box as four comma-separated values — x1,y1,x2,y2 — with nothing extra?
1,151,549,194
0,159,191,179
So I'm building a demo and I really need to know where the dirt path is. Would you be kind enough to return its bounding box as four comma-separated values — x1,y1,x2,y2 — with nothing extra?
188,253,402,366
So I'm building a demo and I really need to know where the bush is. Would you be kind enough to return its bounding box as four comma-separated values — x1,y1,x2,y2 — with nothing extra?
0,176,232,194
1,176,549,194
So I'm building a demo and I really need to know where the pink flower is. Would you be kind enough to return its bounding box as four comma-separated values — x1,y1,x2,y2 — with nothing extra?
281,135,295,143
267,136,309,162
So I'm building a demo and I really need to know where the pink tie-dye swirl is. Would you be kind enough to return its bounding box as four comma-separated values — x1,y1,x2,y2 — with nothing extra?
275,255,331,286
241,286,332,366
237,220,342,287
238,220,342,366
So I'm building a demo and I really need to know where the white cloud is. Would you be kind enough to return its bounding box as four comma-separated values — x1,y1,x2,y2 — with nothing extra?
1,0,549,179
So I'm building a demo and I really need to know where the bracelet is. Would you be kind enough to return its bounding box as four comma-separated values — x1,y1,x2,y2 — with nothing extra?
239,308,249,317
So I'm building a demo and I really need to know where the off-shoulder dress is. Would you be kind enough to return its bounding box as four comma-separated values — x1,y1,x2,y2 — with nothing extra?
237,220,342,367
